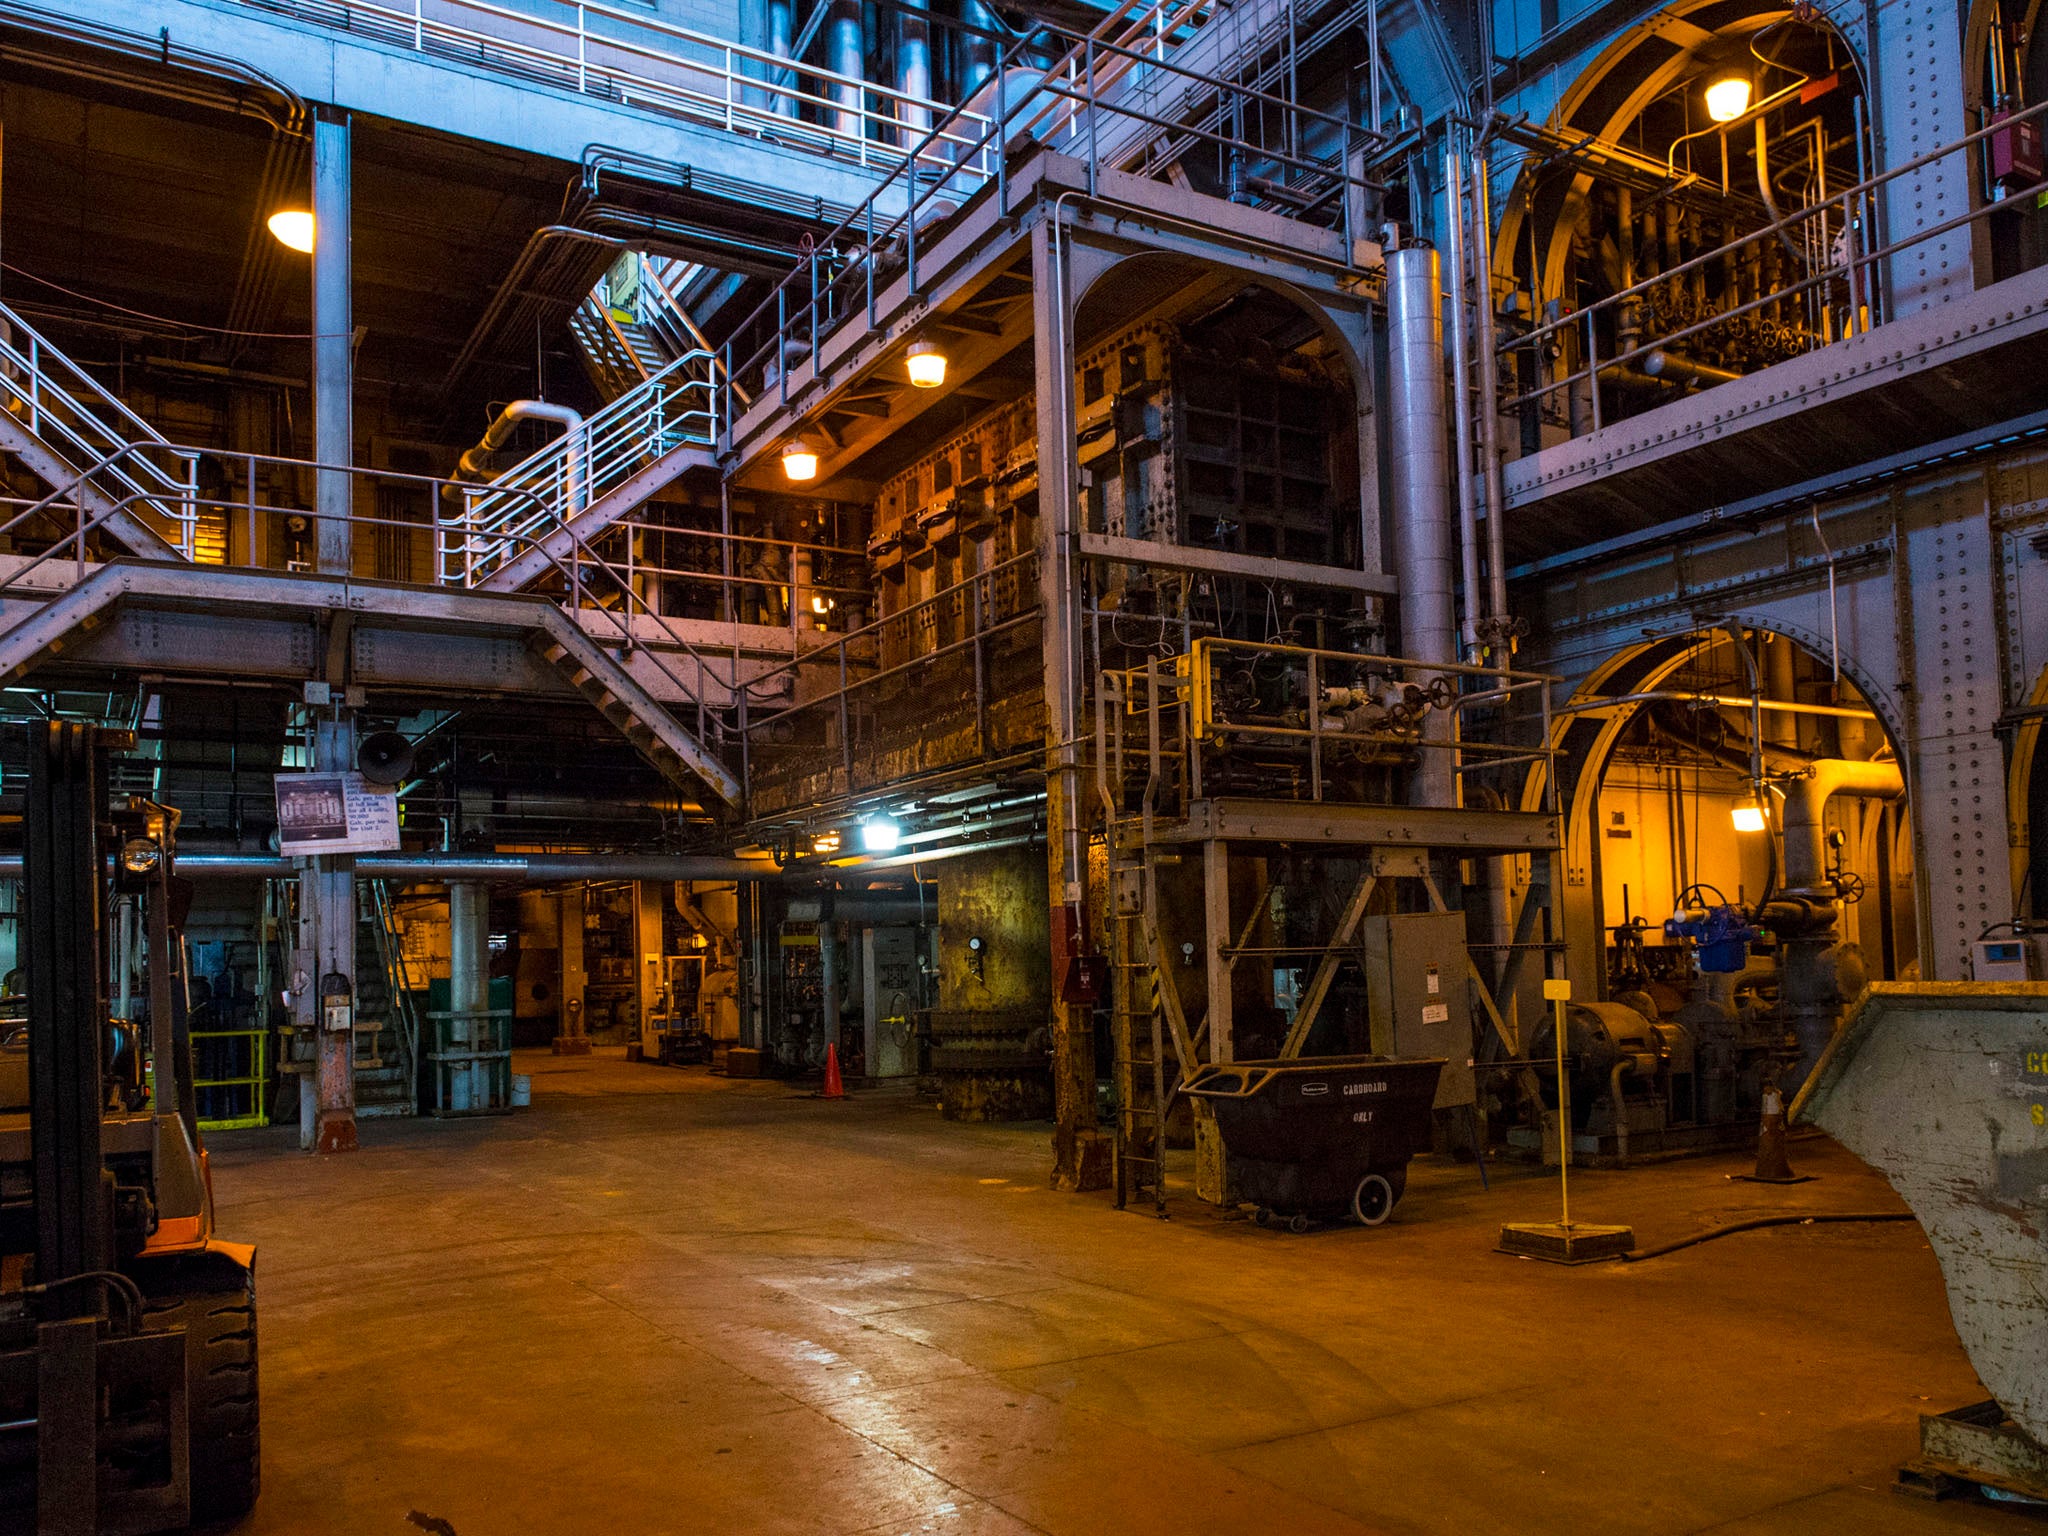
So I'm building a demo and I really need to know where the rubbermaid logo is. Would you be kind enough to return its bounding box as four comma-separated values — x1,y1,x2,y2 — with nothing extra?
1300,1083,1329,1096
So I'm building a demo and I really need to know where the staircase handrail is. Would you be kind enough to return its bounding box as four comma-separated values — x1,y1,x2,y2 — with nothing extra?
445,348,719,586
0,298,197,555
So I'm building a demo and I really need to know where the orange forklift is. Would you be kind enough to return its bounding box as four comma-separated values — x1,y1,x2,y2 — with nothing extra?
0,723,258,1531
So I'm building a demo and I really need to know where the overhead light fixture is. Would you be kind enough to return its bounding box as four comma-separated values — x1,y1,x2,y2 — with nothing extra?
1731,800,1768,833
860,817,902,853
905,340,947,389
1705,75,1752,123
811,830,842,855
782,439,819,482
267,209,316,252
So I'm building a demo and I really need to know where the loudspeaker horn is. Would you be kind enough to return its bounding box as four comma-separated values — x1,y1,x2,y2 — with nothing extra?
356,730,415,787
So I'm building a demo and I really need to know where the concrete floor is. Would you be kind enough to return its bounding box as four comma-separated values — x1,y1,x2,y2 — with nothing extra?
210,1051,2031,1536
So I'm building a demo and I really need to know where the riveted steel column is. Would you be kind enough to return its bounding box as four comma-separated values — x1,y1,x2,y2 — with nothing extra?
1032,212,1107,1192
302,714,358,1152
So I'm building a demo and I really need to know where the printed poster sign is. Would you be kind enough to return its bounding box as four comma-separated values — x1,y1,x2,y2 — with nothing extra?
274,772,401,857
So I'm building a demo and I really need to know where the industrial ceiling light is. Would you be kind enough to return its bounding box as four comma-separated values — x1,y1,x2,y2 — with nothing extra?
905,340,947,389
860,817,901,853
1731,799,1768,833
267,209,316,252
782,439,819,482
811,830,842,855
1705,75,1753,123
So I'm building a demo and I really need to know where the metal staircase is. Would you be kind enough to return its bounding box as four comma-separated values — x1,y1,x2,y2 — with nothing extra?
441,350,720,593
353,880,423,1118
529,606,743,807
0,298,196,561
1098,655,1199,1214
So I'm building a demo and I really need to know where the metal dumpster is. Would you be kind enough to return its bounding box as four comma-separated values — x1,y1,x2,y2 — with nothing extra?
1183,1055,1445,1230
1793,983,2048,1448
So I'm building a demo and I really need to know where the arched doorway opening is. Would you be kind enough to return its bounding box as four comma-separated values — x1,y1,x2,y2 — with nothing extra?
1514,623,1913,1162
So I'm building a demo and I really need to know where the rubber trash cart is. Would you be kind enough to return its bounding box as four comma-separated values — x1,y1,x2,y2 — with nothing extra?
1184,1055,1445,1231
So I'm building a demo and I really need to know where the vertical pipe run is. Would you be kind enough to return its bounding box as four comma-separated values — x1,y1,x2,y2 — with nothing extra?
898,0,933,143
827,0,864,139
767,0,795,116
1385,243,1459,808
959,0,998,97
1470,148,1510,637
311,109,352,577
1443,143,1482,661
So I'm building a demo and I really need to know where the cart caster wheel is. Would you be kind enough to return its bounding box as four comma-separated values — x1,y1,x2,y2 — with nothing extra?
1287,1212,1311,1235
1253,1207,1273,1228
1352,1171,1398,1227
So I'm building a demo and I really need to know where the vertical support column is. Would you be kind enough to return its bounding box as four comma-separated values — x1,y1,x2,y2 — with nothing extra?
767,0,796,118
1202,840,1232,1062
449,880,488,1111
312,108,353,576
302,713,358,1153
1032,214,1107,1192
1873,0,1974,313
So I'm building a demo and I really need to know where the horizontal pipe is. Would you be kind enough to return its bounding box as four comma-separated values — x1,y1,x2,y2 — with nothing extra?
0,853,781,882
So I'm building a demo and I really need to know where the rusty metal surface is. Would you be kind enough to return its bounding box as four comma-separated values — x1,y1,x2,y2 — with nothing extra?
1796,982,2048,1444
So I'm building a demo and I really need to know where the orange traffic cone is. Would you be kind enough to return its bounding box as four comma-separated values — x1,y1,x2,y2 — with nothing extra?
820,1042,845,1100
1737,1080,1811,1184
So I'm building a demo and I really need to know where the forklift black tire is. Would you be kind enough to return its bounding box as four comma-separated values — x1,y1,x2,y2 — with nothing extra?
143,1270,259,1525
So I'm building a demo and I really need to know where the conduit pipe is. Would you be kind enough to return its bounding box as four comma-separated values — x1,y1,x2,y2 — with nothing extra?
1442,146,1483,661
1385,241,1459,808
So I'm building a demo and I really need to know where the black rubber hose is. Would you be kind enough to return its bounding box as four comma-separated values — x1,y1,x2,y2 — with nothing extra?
1621,1211,1916,1262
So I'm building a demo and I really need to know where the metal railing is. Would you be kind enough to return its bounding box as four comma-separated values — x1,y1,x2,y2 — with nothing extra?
238,0,987,175
738,550,1043,809
1501,95,2048,438
440,349,720,587
0,444,740,753
718,0,1379,425
0,298,197,558
1101,637,1557,812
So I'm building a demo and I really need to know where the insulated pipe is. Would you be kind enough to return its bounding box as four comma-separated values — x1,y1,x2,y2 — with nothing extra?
898,0,933,142
1780,759,1903,894
768,0,796,116
1443,145,1482,661
826,0,865,139
958,0,999,96
1640,350,1744,388
456,399,585,512
1385,242,1459,808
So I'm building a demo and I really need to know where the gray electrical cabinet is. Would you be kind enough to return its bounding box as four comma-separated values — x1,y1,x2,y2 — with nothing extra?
1361,911,1474,1109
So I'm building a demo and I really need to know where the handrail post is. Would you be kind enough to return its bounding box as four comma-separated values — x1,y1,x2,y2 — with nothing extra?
247,450,259,567
577,3,587,93
837,636,853,789
1585,310,1601,433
